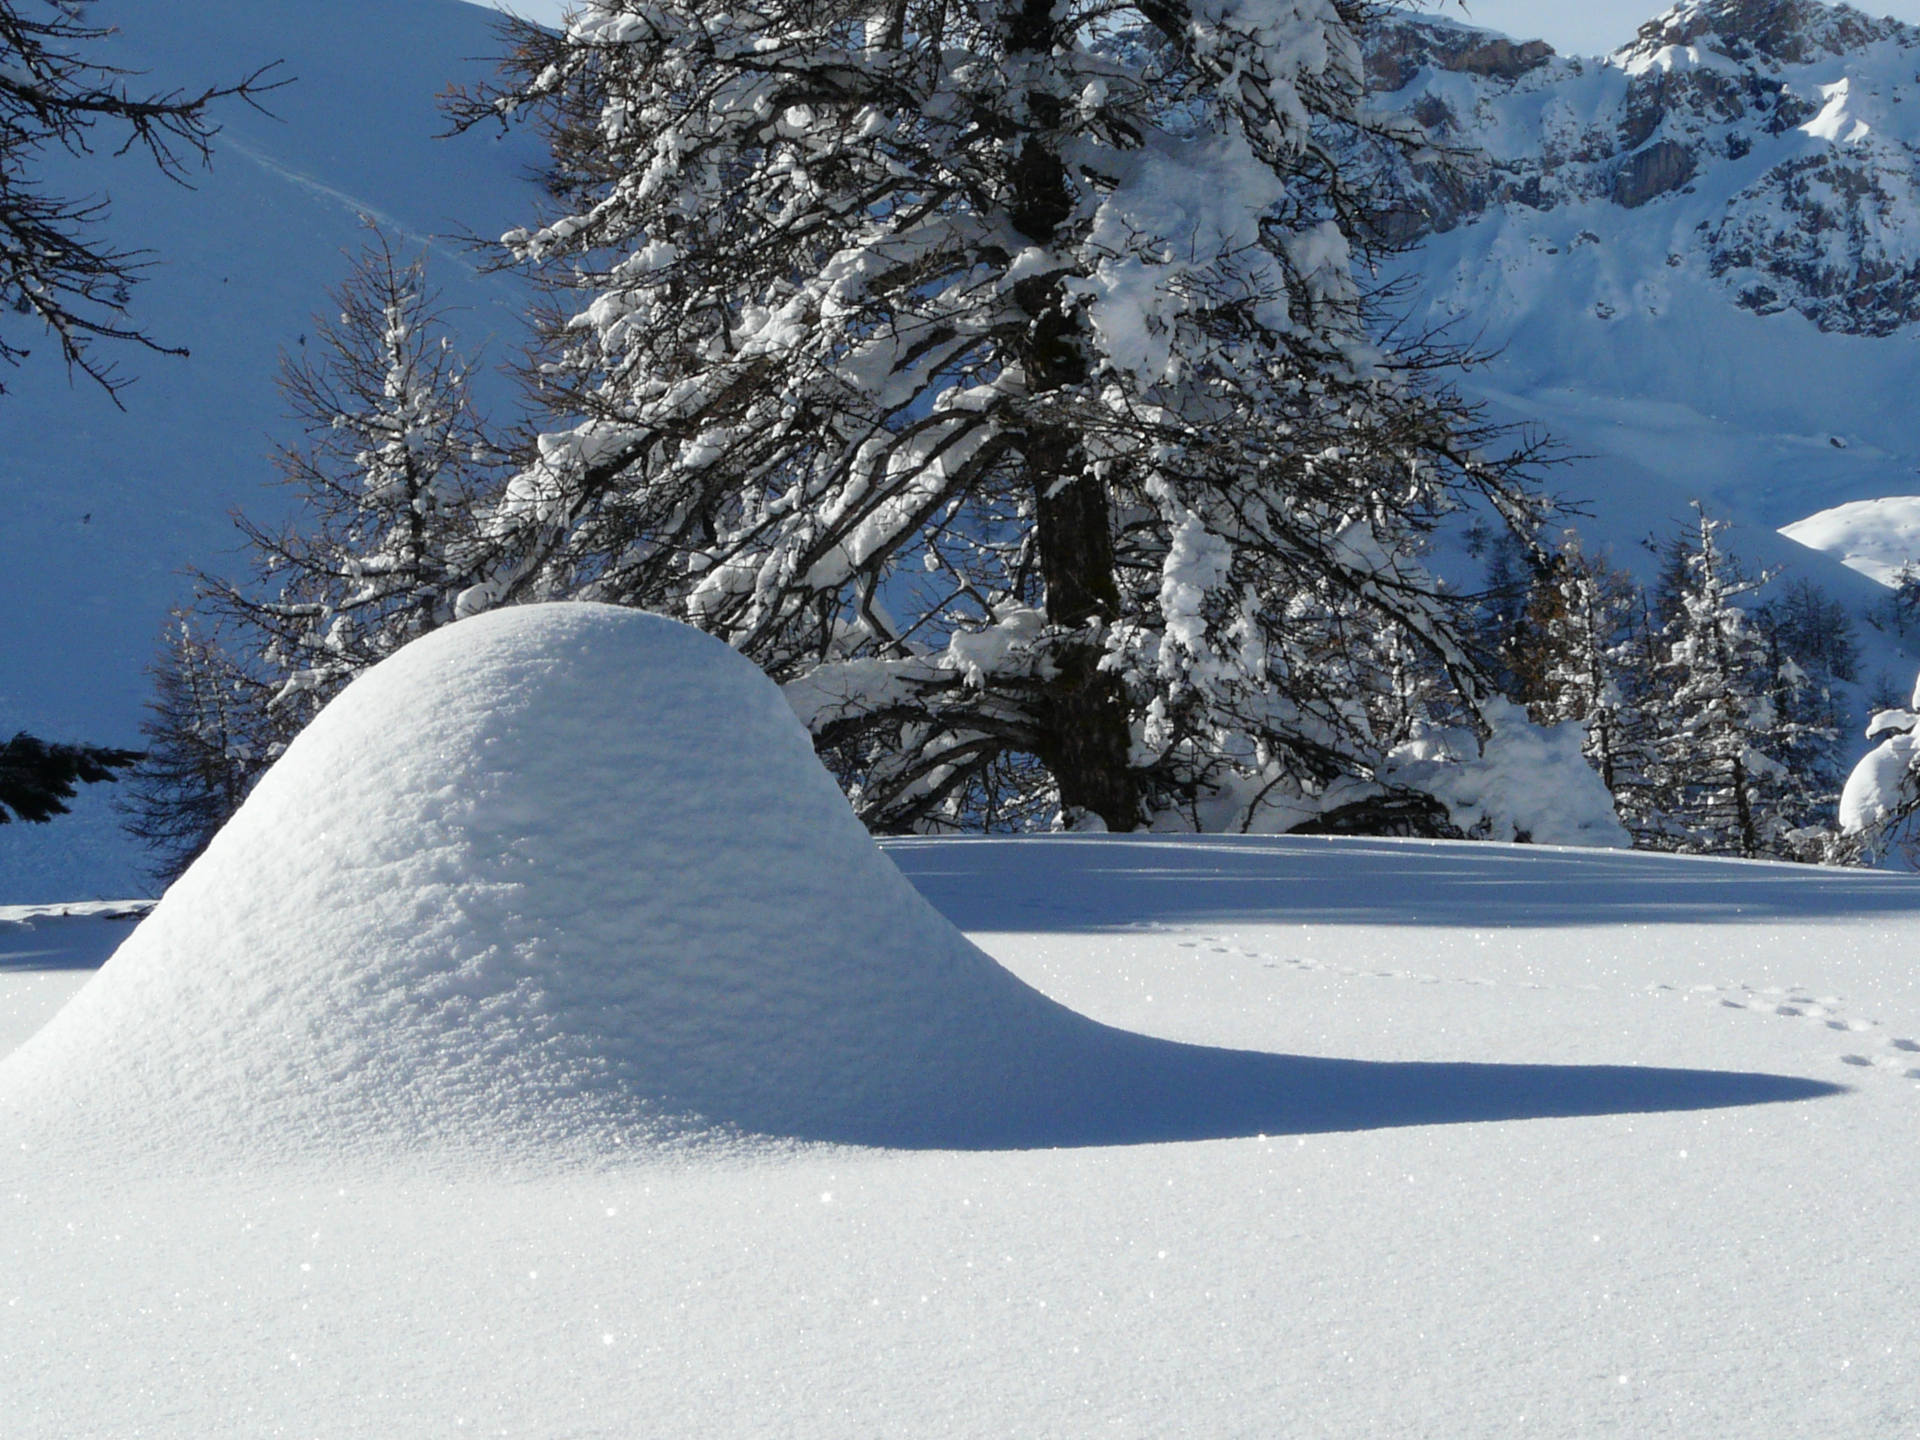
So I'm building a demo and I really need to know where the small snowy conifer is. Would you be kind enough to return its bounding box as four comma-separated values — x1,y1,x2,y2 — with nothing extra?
124,234,504,877
1838,685,1920,864
0,731,138,824
1503,534,1649,817
201,229,506,732
118,618,269,879
1642,507,1832,858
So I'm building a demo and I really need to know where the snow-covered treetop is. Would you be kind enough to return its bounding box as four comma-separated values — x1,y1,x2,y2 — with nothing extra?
442,0,1545,833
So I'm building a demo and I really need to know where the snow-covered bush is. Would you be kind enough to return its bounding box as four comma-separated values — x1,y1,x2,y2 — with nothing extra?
1838,680,1920,863
1382,698,1629,848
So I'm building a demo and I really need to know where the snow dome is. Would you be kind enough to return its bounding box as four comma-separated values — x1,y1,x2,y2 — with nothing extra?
0,604,1129,1164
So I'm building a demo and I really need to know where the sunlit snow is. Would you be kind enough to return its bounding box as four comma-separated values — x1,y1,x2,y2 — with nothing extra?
1782,495,1920,586
9,816,1920,1436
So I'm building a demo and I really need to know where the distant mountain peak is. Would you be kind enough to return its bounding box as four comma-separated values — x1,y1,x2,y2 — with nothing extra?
1370,0,1920,335
1366,13,1555,92
1622,0,1911,68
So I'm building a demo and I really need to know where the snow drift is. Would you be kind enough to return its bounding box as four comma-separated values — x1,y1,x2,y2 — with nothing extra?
0,604,1835,1169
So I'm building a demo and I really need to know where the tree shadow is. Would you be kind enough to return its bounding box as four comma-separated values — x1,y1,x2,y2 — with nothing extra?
887,833,1920,932
0,914,141,972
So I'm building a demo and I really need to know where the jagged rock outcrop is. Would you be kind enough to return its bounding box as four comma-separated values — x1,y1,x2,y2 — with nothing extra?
1613,138,1699,207
1625,0,1900,64
1371,0,1920,334
1365,17,1555,92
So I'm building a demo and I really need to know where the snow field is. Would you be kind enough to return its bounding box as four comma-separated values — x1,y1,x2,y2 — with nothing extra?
5,606,1914,1435
5,835,1920,1436
0,905,144,1066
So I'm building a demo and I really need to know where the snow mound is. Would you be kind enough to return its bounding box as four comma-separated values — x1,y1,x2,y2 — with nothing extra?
0,604,1125,1165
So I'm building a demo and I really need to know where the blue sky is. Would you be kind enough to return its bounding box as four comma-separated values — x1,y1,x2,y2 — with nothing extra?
487,2,1920,63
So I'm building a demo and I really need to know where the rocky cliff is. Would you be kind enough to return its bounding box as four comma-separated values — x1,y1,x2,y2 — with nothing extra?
1373,0,1920,335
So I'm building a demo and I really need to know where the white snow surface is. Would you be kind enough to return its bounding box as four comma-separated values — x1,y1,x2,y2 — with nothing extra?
10,824,1920,1436
1782,494,1920,585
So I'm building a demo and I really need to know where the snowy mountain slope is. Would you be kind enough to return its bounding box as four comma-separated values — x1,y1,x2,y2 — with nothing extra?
5,832,1919,1437
0,0,547,898
1374,2,1920,643
1378,0,1920,336
1782,491,1920,579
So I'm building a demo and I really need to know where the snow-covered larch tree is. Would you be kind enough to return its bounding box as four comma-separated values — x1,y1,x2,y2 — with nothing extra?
200,229,506,729
1502,534,1651,819
447,0,1544,832
1643,507,1832,858
116,617,269,879
123,233,506,878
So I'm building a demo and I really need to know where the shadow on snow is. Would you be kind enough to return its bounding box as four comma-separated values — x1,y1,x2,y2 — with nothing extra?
798,1037,1845,1151
887,833,1920,933
0,915,142,972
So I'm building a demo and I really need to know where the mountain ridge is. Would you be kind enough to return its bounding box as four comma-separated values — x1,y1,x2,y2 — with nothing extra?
1375,0,1920,334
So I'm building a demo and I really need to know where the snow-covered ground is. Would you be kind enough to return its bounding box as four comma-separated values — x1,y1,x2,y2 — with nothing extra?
5,834,1920,1437
4,605,1918,1437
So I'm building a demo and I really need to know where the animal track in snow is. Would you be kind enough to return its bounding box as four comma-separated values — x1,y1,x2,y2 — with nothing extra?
1173,935,1920,1087
1663,979,1920,1085
1179,936,1492,993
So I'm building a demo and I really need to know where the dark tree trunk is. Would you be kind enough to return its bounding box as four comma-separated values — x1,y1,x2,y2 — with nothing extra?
1004,0,1139,830
1030,422,1136,830
1731,753,1757,858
